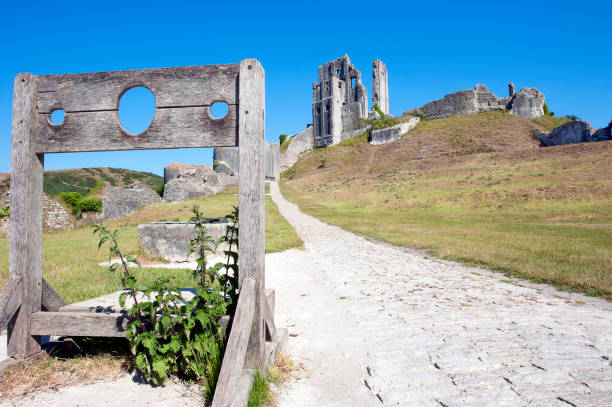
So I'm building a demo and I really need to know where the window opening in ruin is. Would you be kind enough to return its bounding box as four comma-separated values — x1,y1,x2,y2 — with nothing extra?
49,109,66,126
118,86,156,135
351,78,355,88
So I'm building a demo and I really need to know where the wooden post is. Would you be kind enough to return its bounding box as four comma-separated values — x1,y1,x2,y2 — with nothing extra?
8,73,44,358
238,59,265,370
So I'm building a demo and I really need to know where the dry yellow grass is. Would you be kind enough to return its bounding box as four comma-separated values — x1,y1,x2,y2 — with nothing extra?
0,352,129,400
281,112,612,298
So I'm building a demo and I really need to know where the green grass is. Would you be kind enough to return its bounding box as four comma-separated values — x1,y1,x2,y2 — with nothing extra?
280,112,612,299
247,370,273,407
279,135,293,153
0,186,302,303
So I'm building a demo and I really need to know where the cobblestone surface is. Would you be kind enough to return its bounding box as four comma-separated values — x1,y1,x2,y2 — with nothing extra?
270,182,612,406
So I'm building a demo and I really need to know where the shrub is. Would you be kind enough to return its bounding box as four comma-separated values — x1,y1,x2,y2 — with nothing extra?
373,104,384,117
371,116,400,130
543,103,554,116
78,198,102,212
0,205,9,219
61,191,82,207
279,134,288,145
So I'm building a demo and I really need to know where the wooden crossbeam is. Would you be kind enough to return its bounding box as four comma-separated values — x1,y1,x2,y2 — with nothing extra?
35,64,240,153
0,276,22,330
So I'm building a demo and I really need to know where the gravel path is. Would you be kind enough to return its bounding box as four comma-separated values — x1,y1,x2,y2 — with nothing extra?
269,181,612,407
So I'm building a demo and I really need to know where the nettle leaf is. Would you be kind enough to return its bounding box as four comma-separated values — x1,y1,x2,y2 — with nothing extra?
109,263,120,272
126,276,136,289
118,292,128,309
126,255,141,267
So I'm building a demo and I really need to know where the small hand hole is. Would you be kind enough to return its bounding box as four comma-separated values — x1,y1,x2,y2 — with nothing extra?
210,102,229,119
50,109,66,125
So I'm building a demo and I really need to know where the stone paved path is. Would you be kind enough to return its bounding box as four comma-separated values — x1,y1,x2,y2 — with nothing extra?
270,182,612,407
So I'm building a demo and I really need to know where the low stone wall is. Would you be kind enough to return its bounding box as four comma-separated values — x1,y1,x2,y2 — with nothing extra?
370,117,420,145
138,221,228,262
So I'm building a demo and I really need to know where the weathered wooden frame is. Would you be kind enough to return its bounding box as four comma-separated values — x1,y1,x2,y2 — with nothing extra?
1,60,273,401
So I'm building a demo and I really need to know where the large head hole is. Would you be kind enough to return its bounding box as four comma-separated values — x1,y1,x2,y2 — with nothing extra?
210,101,229,119
49,109,66,125
118,87,156,135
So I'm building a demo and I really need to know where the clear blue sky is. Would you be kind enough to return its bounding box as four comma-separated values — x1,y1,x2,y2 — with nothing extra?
1,0,610,176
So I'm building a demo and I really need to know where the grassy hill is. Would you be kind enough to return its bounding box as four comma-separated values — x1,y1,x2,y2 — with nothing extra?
280,111,612,298
0,167,164,197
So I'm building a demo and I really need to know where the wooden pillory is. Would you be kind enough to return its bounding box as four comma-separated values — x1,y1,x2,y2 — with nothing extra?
0,59,283,405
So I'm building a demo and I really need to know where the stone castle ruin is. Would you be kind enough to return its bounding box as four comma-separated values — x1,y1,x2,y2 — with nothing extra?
312,55,369,147
372,59,389,115
405,83,546,120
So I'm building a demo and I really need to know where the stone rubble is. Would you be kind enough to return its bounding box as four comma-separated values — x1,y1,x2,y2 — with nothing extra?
269,182,612,407
162,162,238,203
536,119,612,147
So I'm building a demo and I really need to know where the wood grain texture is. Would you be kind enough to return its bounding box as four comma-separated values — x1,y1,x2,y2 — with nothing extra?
37,64,240,113
212,278,256,407
237,58,266,371
41,278,66,312
264,289,275,341
36,105,238,153
230,369,255,407
0,277,22,330
8,73,44,358
30,312,132,337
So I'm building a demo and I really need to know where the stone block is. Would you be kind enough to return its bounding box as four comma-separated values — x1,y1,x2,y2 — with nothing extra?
370,117,420,145
138,221,228,262
536,120,595,147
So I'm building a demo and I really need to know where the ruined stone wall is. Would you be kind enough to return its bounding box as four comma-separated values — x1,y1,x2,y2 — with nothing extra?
536,119,611,147
213,148,240,174
372,59,389,115
211,142,280,180
163,164,238,202
102,183,163,219
42,193,73,231
280,126,314,172
312,55,368,148
405,83,544,120
264,143,280,181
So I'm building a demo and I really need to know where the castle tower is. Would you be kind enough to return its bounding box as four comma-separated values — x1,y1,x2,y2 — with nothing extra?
372,59,389,115
312,55,368,148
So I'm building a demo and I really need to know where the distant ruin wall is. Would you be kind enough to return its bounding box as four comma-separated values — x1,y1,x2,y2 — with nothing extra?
405,84,544,120
280,126,314,172
211,142,280,181
213,148,240,174
372,59,389,115
264,143,280,181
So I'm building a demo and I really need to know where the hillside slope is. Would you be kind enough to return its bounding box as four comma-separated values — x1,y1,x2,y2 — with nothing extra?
280,111,612,298
0,167,163,197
